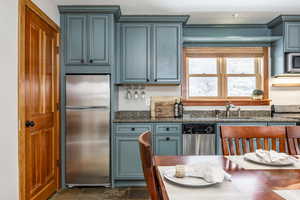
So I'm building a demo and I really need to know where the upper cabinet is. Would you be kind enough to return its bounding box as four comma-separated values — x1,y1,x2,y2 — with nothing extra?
59,6,121,73
65,14,87,65
88,15,111,65
284,22,300,52
120,24,151,83
153,24,181,83
116,16,188,84
269,16,300,76
119,23,181,84
64,13,113,66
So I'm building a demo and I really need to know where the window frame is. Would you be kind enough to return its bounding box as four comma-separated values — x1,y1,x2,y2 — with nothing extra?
182,47,270,106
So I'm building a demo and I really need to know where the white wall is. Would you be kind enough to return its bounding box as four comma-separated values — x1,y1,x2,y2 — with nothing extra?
270,77,300,105
32,0,60,24
0,0,59,199
0,0,19,199
118,86,181,110
118,80,300,110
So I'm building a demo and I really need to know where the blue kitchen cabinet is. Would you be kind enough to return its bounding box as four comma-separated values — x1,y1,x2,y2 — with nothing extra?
64,13,113,66
65,14,87,65
114,135,144,179
118,22,182,84
284,22,300,52
267,122,297,126
120,24,151,83
154,123,182,155
112,123,182,181
152,24,181,84
155,136,181,155
88,14,112,66
113,123,152,180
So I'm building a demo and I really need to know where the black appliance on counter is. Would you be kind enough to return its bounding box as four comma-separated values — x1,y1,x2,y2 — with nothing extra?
271,105,300,125
182,124,216,155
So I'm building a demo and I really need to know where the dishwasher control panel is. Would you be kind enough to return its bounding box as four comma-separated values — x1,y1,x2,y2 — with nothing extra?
183,124,215,135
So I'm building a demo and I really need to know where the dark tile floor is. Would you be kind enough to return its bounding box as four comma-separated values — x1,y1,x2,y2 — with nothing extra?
49,187,149,200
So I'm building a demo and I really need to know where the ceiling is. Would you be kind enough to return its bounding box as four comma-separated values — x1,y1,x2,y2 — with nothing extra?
56,0,300,24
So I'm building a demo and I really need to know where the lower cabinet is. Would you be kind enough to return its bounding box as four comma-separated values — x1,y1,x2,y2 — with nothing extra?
114,135,144,179
155,135,182,155
112,123,182,182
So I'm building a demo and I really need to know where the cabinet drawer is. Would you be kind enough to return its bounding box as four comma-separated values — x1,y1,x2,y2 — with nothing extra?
115,123,152,134
155,123,182,134
155,135,182,155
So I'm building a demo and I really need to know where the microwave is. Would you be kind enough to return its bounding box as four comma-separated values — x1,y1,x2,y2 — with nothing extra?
287,53,300,73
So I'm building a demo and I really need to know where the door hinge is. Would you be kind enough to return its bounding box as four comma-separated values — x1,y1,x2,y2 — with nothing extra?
56,103,60,111
56,160,61,167
56,46,60,54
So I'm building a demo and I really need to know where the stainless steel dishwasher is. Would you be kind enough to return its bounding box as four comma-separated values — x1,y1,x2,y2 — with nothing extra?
182,124,216,155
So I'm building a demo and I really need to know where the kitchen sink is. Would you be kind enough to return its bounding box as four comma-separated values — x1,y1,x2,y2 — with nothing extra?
218,117,253,120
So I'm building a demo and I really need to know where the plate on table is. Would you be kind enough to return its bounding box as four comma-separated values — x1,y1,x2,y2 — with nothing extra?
163,168,219,187
244,153,295,166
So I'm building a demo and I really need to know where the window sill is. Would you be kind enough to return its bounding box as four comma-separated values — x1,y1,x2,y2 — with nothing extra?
182,99,271,106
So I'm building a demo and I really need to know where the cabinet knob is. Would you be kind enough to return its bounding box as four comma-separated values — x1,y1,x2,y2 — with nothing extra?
131,127,135,131
25,121,35,128
166,137,170,141
154,79,158,82
80,59,84,63
146,78,149,82
89,59,93,63
166,127,170,131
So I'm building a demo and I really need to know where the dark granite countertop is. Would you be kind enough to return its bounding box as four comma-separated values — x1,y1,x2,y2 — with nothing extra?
113,116,300,123
113,110,300,123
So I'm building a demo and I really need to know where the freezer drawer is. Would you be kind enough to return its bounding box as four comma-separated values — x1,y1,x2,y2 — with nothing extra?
66,108,110,185
66,75,110,107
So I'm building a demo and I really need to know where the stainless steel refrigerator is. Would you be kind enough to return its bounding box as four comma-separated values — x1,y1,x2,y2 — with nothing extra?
66,75,110,186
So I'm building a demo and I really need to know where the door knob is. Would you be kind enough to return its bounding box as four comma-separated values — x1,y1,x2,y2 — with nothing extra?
25,121,35,127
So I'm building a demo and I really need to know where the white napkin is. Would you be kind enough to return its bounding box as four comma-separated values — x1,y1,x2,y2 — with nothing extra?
185,164,232,183
255,149,291,164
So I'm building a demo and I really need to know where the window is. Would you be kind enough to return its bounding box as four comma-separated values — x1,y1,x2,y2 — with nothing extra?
182,47,270,106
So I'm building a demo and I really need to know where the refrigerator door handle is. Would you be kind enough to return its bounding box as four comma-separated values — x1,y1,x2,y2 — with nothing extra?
66,106,109,110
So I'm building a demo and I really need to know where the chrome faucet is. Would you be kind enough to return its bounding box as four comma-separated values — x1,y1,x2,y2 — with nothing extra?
225,103,236,118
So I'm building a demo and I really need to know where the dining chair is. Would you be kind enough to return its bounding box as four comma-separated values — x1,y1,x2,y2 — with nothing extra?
220,126,287,156
138,131,161,200
286,126,300,155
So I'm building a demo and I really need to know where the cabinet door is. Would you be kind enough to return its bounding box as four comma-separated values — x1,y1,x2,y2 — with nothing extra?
120,24,151,83
285,22,300,52
153,24,181,84
155,135,181,155
114,136,144,179
88,14,111,66
268,122,297,126
65,14,87,65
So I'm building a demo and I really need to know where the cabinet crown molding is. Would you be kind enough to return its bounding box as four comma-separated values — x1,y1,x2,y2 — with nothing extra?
58,5,121,18
118,15,189,24
268,15,300,28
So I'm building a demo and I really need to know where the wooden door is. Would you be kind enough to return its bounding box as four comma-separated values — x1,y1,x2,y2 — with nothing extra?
65,14,87,65
24,8,59,200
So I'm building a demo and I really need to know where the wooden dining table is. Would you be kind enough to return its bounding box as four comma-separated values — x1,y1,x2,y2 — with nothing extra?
154,155,300,200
